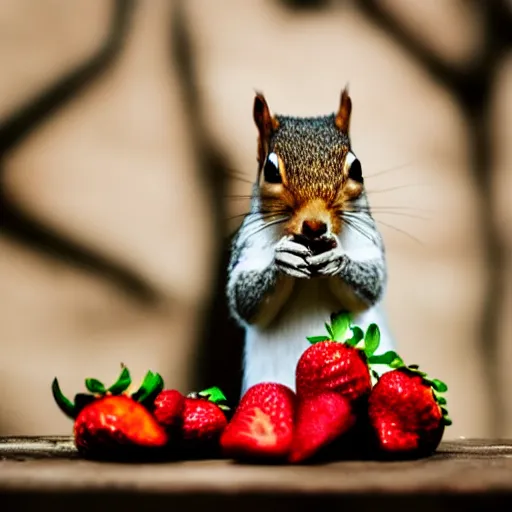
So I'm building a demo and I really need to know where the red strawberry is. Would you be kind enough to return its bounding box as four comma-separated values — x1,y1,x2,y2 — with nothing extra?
74,395,167,457
296,313,378,403
221,383,296,461
296,341,371,401
367,361,451,459
176,387,229,458
289,392,355,463
153,389,185,431
182,388,228,442
52,366,169,460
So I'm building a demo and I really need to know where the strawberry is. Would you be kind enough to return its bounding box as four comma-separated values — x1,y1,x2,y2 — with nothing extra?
367,352,452,459
52,365,168,460
152,389,185,432
74,395,168,458
295,311,378,404
179,387,229,458
220,383,296,461
289,391,355,463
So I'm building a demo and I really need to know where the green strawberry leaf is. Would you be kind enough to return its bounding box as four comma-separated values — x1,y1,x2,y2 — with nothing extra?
85,378,106,395
198,386,227,404
345,326,364,347
430,379,448,393
368,351,405,368
435,395,447,406
363,323,380,357
107,366,132,395
131,371,164,405
443,416,453,426
51,378,76,419
324,323,334,339
409,364,420,369
330,311,351,341
307,335,330,344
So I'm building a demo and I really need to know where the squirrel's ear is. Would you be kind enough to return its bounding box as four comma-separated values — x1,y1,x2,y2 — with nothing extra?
253,93,279,164
335,87,352,134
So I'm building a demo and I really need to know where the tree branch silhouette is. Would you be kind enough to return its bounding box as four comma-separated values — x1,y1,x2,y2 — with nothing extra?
358,0,512,436
170,1,244,400
0,0,160,304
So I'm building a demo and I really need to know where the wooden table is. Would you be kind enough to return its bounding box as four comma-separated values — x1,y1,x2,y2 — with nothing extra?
1,437,511,511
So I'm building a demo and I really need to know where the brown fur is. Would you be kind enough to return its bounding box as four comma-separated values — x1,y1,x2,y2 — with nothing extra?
335,87,352,133
253,89,363,237
253,93,280,170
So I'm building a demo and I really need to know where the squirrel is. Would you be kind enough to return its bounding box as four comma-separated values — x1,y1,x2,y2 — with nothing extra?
227,88,396,394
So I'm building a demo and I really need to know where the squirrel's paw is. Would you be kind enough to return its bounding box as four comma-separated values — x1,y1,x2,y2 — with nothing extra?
306,245,347,277
274,237,312,279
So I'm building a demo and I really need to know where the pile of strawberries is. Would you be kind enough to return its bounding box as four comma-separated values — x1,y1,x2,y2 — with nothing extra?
222,313,451,462
52,312,451,462
52,369,229,460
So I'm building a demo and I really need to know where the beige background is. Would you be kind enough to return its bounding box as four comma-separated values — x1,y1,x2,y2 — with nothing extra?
0,0,511,440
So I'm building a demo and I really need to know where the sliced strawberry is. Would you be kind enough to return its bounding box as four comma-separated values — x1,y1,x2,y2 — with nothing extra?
221,383,296,461
289,392,355,463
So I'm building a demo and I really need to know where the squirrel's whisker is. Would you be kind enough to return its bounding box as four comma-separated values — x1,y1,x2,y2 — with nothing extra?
375,220,424,246
340,213,378,245
346,204,432,214
225,168,254,185
225,194,254,200
364,162,415,179
345,207,431,221
244,216,289,239
367,183,430,195
343,210,424,244
372,211,430,221
227,210,287,224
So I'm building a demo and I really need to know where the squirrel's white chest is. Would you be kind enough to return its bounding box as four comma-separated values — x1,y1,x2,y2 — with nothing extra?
242,279,394,395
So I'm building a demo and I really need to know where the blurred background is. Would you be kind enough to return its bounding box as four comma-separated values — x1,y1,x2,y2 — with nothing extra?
0,0,511,440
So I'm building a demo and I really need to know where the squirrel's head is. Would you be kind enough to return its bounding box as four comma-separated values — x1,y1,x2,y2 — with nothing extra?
253,88,363,240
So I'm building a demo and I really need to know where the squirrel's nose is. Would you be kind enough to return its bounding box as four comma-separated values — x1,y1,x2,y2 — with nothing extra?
302,220,327,238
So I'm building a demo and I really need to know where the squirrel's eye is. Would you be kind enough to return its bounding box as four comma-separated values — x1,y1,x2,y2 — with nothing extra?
346,153,363,183
263,152,282,184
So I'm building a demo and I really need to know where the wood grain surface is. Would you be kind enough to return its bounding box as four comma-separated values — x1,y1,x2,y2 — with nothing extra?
0,437,511,511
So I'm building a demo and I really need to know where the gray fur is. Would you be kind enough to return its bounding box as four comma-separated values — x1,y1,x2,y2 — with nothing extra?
226,109,389,365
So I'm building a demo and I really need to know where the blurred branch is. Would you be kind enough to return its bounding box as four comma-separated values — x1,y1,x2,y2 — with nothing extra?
277,0,332,10
1,191,158,302
0,0,134,153
171,0,244,399
359,0,459,91
0,0,160,305
356,0,511,436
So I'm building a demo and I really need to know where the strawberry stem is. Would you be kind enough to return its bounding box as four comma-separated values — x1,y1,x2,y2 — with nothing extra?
307,335,330,344
107,366,132,395
85,378,106,395
131,371,164,405
367,351,404,368
363,324,380,357
51,378,76,419
344,326,364,347
329,311,352,341
198,386,227,404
